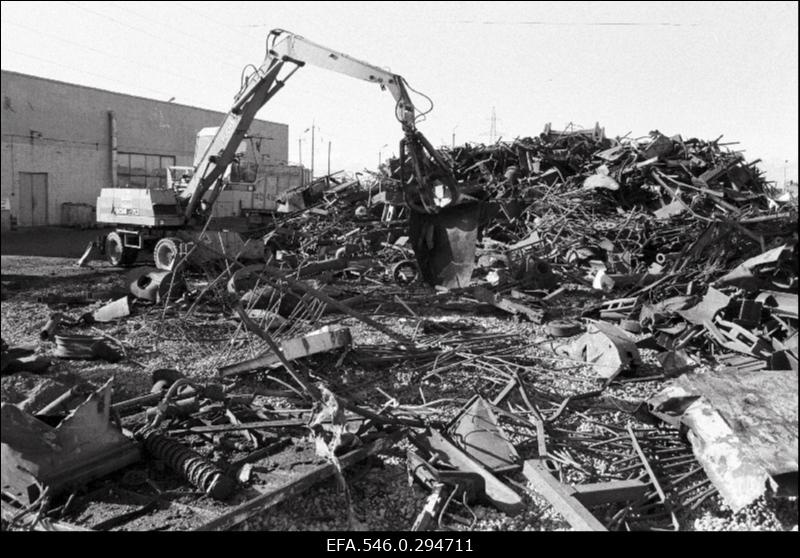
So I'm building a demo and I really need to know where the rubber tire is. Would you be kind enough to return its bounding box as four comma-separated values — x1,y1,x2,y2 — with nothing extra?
105,232,138,267
154,237,182,271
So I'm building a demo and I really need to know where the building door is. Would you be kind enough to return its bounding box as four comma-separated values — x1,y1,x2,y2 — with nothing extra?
19,172,48,226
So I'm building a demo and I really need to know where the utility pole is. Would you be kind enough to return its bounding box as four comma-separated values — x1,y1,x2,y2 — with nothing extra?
327,141,331,177
298,139,302,166
310,120,315,179
489,107,497,143
378,143,388,168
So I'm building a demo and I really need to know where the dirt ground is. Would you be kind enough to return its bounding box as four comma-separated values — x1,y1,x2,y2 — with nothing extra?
1,226,113,258
1,228,797,531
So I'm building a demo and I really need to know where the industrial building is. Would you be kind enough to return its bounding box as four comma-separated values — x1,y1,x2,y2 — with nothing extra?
1,70,292,227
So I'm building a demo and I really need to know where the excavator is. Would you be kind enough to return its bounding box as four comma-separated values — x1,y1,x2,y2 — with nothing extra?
97,29,481,287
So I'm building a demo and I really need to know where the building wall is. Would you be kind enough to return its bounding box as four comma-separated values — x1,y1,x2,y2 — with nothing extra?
1,70,289,226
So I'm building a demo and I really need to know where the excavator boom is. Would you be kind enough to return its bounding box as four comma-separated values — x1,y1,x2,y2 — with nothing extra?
145,29,478,287
267,30,415,126
183,29,460,221
180,57,290,219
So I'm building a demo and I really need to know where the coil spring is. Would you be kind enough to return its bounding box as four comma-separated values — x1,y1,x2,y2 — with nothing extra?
143,431,235,500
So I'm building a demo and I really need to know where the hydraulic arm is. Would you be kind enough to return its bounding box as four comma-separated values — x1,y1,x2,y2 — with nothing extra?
182,29,460,222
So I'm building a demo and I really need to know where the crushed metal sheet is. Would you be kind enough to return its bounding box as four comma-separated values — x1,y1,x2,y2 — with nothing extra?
571,320,642,380
648,368,798,511
446,395,521,474
1,379,141,504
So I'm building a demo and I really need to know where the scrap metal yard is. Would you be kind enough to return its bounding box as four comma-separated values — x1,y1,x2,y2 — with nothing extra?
2,123,797,532
1,0,797,536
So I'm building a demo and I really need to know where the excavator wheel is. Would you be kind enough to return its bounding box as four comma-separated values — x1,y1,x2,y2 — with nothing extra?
105,231,138,267
154,237,183,271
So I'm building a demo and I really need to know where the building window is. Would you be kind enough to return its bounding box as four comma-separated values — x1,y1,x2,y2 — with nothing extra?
117,152,176,188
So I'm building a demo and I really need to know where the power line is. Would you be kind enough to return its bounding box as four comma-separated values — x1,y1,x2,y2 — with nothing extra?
105,2,355,114
53,5,427,129
4,19,208,87
169,1,270,66
6,4,440,158
108,1,248,61
58,2,346,113
2,47,175,98
4,24,399,130
453,20,701,27
173,1,261,38
62,0,241,71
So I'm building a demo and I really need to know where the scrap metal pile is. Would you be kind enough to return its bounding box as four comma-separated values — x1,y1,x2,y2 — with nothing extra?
1,123,797,531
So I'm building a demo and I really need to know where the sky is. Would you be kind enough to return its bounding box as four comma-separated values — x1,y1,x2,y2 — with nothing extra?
1,1,797,182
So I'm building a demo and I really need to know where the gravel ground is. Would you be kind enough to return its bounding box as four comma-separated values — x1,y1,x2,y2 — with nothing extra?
1,253,797,531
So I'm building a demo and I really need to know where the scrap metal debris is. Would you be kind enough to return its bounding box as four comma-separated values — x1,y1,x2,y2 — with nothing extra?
1,379,141,505
1,122,796,531
648,368,798,511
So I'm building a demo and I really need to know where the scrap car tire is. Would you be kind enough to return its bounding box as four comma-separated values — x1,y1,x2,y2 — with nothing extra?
154,237,182,271
105,232,138,267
